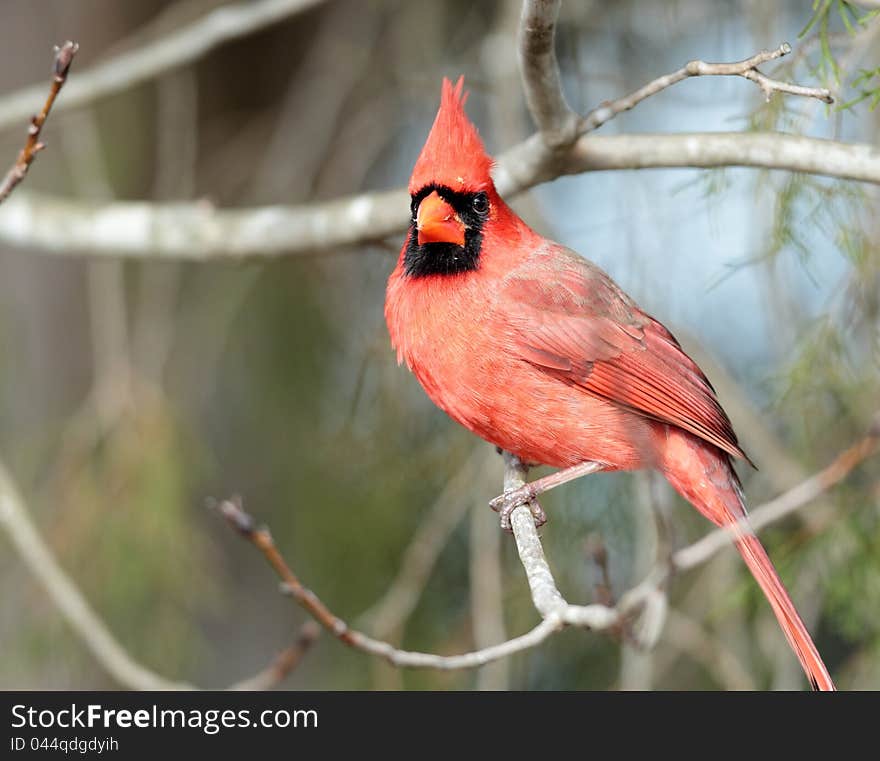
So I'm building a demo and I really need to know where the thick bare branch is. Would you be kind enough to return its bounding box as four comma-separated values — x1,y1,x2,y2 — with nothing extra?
0,0,324,134
0,42,78,205
561,132,880,182
0,14,860,260
518,0,578,144
0,16,871,259
0,189,405,258
1,131,878,259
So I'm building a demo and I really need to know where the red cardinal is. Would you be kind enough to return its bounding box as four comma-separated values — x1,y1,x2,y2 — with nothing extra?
385,77,834,691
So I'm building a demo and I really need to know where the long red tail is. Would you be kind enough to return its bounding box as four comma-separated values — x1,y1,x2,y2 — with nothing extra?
659,426,835,690
735,533,834,690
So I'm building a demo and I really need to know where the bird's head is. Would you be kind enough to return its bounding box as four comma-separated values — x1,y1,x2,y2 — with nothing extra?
404,77,500,278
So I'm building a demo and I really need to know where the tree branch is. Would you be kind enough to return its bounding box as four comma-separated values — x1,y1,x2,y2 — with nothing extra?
228,622,320,691
580,43,833,134
0,5,867,259
0,6,872,259
0,0,325,134
1,130,877,259
357,447,492,638
4,416,865,686
215,494,624,670
673,420,879,572
559,132,880,183
0,42,78,205
0,458,314,690
518,0,578,144
214,417,877,674
517,0,832,142
502,453,667,648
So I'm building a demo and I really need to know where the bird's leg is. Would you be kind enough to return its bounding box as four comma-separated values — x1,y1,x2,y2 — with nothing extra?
496,495,547,533
490,460,605,525
496,451,546,532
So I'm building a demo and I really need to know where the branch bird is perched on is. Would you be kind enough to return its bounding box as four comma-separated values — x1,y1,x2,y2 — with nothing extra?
385,77,835,691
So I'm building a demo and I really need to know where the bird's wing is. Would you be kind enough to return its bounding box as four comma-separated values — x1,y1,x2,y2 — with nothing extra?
499,248,750,463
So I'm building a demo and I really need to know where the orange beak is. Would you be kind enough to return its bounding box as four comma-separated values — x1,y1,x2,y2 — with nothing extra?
416,191,465,246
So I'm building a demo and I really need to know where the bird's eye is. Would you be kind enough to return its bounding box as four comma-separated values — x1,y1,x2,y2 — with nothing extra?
410,197,419,222
472,193,489,216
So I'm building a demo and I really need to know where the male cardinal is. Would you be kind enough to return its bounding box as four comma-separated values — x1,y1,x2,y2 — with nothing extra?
385,77,834,691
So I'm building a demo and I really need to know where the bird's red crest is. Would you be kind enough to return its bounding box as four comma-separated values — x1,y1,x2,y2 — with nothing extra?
409,76,494,194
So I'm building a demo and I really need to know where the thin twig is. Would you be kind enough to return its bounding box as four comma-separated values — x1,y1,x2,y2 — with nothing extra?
357,447,492,638
0,42,78,205
580,43,833,135
673,421,879,572
585,534,616,608
228,622,320,691
215,495,623,670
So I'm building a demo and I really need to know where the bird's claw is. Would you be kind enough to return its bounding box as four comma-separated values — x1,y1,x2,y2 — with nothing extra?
490,486,547,533
489,484,532,513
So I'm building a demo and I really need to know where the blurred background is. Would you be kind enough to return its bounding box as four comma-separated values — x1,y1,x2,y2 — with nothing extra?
0,0,877,690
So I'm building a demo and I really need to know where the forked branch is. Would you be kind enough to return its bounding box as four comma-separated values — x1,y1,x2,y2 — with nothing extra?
580,43,834,134
213,421,877,672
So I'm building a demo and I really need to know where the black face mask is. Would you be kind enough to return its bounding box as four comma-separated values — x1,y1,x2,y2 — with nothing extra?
404,184,490,278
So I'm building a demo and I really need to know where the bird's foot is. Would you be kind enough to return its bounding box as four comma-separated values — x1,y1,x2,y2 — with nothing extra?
491,460,606,532
490,485,547,532
489,483,534,516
